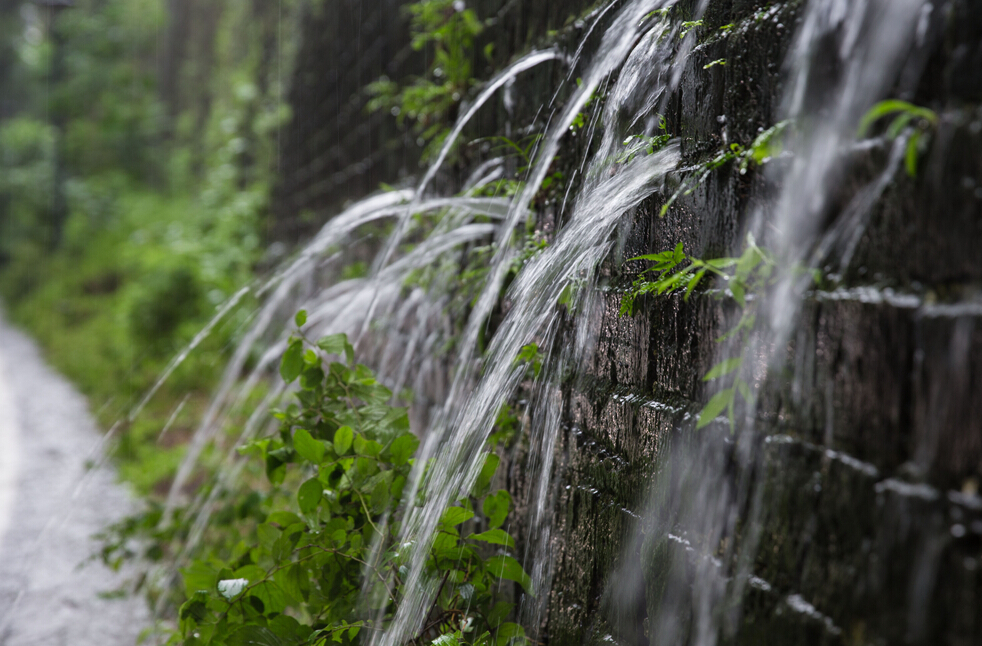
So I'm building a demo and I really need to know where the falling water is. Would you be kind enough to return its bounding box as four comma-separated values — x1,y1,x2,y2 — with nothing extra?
143,41,573,627
612,1,969,645
124,0,981,642
377,3,698,643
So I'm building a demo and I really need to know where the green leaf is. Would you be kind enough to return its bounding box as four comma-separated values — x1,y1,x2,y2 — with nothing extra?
389,433,419,466
515,343,542,378
252,580,288,615
495,622,526,646
886,112,915,139
274,564,310,605
268,615,311,642
487,601,514,628
279,339,304,383
857,99,937,137
736,378,752,404
483,490,511,529
294,309,307,327
673,241,685,263
299,365,324,391
703,357,742,381
257,523,281,550
333,426,354,455
297,477,322,514
182,562,219,598
233,564,266,584
370,480,391,514
730,281,746,307
471,453,500,497
619,292,636,317
317,333,348,355
226,625,289,646
486,555,534,595
905,129,922,178
353,433,367,456
433,632,462,646
266,511,302,528
468,528,516,550
735,247,761,281
696,388,734,429
440,506,475,527
683,268,706,301
293,428,325,464
628,250,675,263
179,590,209,622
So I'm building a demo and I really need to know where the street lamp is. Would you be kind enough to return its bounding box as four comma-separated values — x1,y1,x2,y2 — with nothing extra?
35,0,75,251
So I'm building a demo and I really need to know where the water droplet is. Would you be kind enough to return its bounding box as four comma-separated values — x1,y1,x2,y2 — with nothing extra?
951,524,966,538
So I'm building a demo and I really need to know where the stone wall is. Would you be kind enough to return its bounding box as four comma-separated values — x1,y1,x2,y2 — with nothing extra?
273,0,982,643
541,1,982,644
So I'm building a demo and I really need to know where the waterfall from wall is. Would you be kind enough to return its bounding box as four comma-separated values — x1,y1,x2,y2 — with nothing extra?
142,0,981,642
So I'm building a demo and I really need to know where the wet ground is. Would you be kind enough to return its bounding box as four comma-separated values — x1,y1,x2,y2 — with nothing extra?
0,316,149,646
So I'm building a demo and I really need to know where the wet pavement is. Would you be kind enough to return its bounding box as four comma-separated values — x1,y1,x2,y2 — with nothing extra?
0,317,149,646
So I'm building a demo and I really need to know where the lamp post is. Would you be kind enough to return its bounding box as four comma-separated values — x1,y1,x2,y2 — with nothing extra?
36,0,74,251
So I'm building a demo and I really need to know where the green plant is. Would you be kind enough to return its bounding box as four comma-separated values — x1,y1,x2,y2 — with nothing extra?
621,235,777,429
128,264,204,354
136,314,533,645
514,343,543,380
679,20,703,39
660,120,791,217
857,100,938,177
367,0,485,162
568,78,603,132
0,0,298,502
617,119,672,165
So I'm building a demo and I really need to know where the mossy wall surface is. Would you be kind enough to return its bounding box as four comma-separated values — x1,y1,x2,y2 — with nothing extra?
273,1,982,643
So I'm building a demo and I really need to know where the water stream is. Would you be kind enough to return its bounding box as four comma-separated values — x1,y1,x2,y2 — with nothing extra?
126,0,979,642
618,1,958,645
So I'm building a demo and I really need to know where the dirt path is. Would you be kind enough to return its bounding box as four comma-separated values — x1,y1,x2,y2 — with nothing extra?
0,317,149,646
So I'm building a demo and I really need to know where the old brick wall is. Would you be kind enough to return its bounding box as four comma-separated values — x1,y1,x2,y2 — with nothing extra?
271,0,982,643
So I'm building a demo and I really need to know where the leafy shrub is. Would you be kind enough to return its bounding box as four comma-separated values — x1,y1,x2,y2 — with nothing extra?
113,318,531,645
128,263,204,354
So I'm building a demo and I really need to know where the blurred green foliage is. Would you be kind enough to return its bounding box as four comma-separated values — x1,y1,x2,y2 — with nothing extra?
0,0,300,494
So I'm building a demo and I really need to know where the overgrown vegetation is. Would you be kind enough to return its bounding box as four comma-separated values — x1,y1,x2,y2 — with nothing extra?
621,100,934,429
0,0,298,493
621,236,777,429
104,322,532,645
367,0,486,162
618,120,796,429
659,119,792,217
